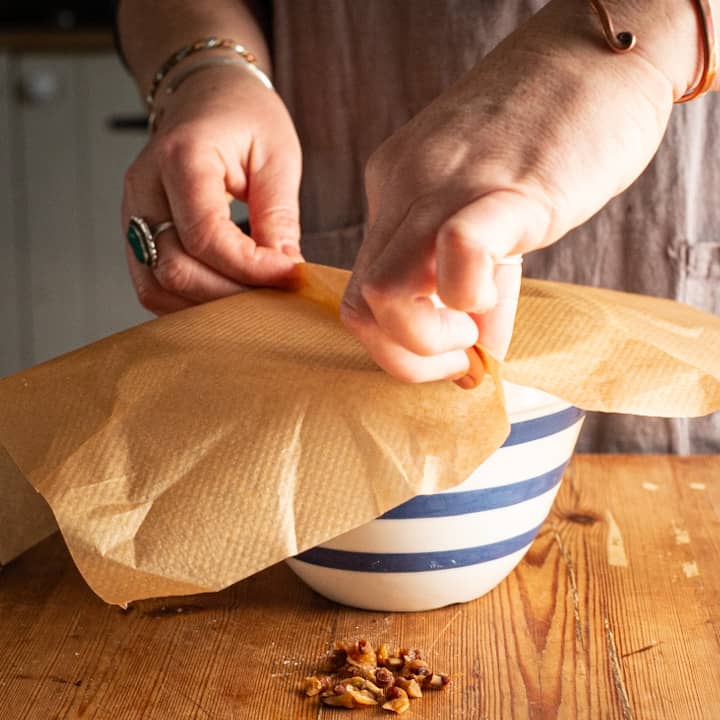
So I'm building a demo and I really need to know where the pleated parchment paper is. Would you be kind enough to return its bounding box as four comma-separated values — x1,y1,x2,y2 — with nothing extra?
1,264,719,605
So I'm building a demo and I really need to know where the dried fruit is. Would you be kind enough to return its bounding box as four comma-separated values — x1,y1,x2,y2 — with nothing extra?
321,681,378,708
363,679,385,699
303,675,331,696
395,676,422,699
424,673,452,690
382,686,410,714
377,643,391,667
320,644,348,673
402,657,430,680
322,690,356,708
346,685,378,707
301,640,450,714
374,667,395,689
345,639,378,669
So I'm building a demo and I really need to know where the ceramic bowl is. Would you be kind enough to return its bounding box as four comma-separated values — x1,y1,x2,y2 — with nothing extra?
286,382,584,611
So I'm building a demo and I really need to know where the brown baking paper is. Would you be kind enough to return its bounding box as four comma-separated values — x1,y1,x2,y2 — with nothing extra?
1,263,719,604
0,445,56,566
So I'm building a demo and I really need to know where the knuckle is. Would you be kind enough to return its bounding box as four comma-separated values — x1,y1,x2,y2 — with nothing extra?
359,292,437,356
437,282,482,312
437,219,476,254
405,191,442,221
406,315,450,356
408,333,441,357
181,215,219,257
152,133,190,166
154,257,192,294
180,229,210,258
253,205,300,239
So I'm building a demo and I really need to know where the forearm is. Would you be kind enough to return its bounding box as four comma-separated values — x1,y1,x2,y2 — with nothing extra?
117,0,271,96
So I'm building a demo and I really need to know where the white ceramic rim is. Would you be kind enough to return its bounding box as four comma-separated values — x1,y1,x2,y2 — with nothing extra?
502,380,572,423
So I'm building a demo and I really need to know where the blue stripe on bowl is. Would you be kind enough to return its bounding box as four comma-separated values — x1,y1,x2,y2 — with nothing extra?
503,406,584,447
379,461,567,519
295,524,543,572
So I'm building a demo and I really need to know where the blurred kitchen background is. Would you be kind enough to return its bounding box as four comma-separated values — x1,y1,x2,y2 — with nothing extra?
0,1,149,379
0,2,245,379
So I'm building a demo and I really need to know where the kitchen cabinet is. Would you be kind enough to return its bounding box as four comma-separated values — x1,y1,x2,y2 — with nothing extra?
0,49,151,379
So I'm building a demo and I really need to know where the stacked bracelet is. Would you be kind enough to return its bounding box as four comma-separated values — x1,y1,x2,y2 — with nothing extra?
145,36,273,108
148,55,275,132
160,56,271,97
589,0,717,103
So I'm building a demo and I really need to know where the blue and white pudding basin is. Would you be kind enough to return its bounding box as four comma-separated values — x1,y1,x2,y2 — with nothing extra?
286,382,584,611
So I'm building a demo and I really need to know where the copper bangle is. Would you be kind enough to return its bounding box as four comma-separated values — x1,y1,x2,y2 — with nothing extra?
588,0,636,52
589,0,717,103
677,0,717,102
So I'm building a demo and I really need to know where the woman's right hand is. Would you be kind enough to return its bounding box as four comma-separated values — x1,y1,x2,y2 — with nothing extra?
122,64,303,314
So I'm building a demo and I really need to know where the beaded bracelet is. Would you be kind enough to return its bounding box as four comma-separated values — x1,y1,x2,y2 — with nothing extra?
145,37,272,108
589,0,717,103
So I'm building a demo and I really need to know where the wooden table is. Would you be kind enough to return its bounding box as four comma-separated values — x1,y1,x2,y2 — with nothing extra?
1,455,719,719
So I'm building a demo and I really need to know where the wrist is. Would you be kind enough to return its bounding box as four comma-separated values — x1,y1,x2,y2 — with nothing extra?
518,0,708,110
590,0,706,102
150,62,275,134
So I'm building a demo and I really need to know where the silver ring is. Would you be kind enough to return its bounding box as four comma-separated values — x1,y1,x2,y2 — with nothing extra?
495,254,523,266
127,216,174,268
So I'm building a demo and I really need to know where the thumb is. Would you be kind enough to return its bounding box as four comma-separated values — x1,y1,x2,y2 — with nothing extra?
247,153,304,260
435,190,547,366
435,189,547,313
455,265,520,390
470,262,522,360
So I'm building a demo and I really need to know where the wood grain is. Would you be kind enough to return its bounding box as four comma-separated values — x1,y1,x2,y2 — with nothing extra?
1,455,719,719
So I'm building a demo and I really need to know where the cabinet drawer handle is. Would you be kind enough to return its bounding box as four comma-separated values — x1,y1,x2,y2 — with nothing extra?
107,115,149,132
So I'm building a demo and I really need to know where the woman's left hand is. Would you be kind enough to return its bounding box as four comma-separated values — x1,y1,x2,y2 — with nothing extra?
340,0,699,387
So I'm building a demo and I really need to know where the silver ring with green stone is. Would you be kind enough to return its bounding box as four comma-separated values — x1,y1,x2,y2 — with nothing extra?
127,216,174,269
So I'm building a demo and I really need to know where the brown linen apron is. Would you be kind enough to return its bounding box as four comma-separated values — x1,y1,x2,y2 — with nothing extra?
270,0,720,452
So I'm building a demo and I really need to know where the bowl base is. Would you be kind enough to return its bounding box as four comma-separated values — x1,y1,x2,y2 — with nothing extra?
286,544,531,612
